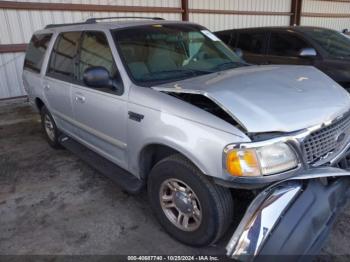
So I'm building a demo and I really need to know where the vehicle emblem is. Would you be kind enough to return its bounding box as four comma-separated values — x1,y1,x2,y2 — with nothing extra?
297,77,308,82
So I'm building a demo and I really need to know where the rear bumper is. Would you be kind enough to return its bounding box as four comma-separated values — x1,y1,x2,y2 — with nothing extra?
226,167,350,261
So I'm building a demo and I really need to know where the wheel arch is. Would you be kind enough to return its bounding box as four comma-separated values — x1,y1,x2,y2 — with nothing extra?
138,143,208,181
35,97,45,111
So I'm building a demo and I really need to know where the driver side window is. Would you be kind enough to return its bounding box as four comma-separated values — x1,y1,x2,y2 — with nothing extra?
77,31,121,93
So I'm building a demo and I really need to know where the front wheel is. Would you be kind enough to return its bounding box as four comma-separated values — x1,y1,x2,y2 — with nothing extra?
148,154,234,247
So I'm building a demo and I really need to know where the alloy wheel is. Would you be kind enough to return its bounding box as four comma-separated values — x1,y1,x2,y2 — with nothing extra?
159,178,202,231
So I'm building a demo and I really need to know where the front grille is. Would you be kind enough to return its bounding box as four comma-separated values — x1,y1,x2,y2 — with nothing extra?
303,112,350,164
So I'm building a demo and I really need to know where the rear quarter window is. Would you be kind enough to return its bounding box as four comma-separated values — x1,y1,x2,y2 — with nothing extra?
23,33,52,73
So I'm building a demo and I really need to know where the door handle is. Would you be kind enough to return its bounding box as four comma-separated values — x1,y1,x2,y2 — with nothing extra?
44,84,50,90
75,94,86,103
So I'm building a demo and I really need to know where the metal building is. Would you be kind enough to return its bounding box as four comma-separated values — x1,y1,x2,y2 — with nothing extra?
0,0,349,99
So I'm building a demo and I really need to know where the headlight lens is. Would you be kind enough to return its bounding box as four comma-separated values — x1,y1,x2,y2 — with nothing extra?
225,142,298,177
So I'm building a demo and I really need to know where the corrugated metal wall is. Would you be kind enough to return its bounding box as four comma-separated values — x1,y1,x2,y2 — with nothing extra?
0,52,25,99
189,0,292,31
301,0,350,30
0,0,182,99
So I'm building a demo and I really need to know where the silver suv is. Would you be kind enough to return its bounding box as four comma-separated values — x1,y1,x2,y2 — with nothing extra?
23,18,350,259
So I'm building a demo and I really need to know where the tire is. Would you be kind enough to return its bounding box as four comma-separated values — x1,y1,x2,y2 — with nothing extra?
40,106,61,149
147,154,234,247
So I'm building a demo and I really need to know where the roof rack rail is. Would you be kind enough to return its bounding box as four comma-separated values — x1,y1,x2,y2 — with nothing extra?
45,22,87,29
85,16,165,23
44,16,165,29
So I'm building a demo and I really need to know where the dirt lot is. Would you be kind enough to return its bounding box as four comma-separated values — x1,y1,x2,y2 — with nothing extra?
1,99,350,260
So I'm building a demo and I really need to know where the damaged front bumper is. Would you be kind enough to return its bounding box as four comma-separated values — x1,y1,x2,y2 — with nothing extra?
226,167,350,261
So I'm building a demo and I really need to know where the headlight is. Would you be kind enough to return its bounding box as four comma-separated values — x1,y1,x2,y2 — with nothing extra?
225,142,298,177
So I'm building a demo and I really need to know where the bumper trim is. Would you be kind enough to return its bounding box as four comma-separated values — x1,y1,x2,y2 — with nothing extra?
226,182,302,259
226,167,350,260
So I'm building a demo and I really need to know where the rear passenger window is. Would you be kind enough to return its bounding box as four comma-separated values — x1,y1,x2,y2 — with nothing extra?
216,31,238,49
268,32,309,57
237,32,265,54
47,32,81,80
216,32,232,46
24,33,52,73
77,31,117,83
230,32,238,48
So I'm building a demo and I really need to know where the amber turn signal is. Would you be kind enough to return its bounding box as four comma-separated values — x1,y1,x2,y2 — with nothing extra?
226,149,261,177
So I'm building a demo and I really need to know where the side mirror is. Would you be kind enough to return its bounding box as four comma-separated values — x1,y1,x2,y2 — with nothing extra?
83,66,124,95
298,47,317,57
234,48,243,58
83,66,111,88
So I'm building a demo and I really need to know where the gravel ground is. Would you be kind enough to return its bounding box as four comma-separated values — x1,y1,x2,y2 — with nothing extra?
0,99,350,261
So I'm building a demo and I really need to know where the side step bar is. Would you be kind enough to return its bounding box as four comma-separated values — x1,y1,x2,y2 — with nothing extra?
59,135,144,194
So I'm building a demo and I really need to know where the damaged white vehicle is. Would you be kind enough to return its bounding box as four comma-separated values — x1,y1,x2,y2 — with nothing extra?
23,18,350,260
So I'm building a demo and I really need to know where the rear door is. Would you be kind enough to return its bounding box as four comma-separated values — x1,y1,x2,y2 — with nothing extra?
266,30,316,65
43,31,81,135
71,30,128,169
236,30,268,64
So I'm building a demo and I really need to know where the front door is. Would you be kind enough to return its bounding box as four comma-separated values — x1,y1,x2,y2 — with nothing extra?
265,31,316,66
71,31,128,169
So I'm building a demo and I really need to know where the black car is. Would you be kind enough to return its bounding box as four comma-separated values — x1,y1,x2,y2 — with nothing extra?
215,26,350,91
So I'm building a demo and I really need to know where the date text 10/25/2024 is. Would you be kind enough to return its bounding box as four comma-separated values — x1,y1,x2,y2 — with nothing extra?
127,256,220,261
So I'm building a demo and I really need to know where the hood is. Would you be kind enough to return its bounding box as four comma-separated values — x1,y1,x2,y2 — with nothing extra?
153,65,350,133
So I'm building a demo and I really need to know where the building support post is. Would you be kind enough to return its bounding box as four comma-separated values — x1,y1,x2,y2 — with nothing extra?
181,0,189,21
290,0,303,26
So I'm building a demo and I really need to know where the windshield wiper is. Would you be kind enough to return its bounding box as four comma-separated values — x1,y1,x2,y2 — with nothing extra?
158,69,212,75
184,68,213,74
212,61,248,71
143,69,211,80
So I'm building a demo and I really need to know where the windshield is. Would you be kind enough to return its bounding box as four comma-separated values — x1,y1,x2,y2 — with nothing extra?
113,24,245,86
304,28,350,58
